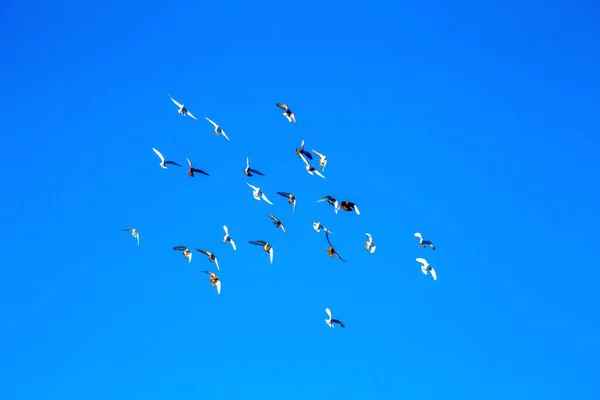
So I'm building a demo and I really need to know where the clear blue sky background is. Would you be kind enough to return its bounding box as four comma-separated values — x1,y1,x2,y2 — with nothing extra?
1,1,599,399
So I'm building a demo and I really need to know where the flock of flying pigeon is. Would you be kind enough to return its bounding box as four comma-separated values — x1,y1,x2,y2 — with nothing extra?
122,95,440,329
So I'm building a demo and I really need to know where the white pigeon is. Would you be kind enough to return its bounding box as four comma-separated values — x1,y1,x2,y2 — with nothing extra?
152,148,182,169
169,94,198,120
324,307,345,328
310,221,332,234
365,233,376,254
205,117,230,141
311,149,328,171
299,153,325,178
222,225,237,250
122,228,140,246
246,182,274,205
416,257,437,281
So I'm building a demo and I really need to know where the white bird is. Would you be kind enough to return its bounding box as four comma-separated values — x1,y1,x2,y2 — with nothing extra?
169,94,198,120
122,228,140,246
325,307,345,328
416,257,437,281
299,153,325,178
310,221,332,234
222,225,237,250
205,117,230,141
276,103,296,124
311,149,328,171
365,233,376,254
152,148,182,169
245,155,265,177
245,182,273,205
414,232,436,250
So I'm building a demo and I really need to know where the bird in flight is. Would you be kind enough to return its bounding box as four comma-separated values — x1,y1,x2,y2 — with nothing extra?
196,249,220,271
267,214,286,233
416,258,437,281
152,148,181,169
276,103,296,124
122,228,140,246
276,192,297,213
364,233,376,254
222,225,236,251
246,182,274,205
311,149,328,171
169,94,197,120
173,246,192,263
325,230,346,262
186,158,209,177
249,240,274,264
205,117,230,141
244,155,265,177
414,232,435,250
201,271,221,294
325,307,345,328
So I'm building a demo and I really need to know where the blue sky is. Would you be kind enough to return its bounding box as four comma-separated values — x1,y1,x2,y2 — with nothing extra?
1,1,599,399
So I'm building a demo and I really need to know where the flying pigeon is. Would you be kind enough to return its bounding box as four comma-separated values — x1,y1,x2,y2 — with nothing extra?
249,240,274,264
244,155,265,177
222,225,237,250
339,200,360,215
169,94,197,120
414,232,435,250
276,192,297,213
311,149,328,171
205,117,230,141
173,246,192,263
325,307,345,328
122,228,140,246
299,153,325,178
416,257,437,281
201,270,221,294
295,140,313,160
325,230,346,262
186,158,209,177
276,103,296,124
196,249,220,271
152,148,182,169
310,221,332,234
317,195,339,213
246,182,274,205
267,214,286,233
365,233,376,254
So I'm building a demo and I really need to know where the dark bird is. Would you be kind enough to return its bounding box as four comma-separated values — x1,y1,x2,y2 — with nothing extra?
195,249,220,271
267,214,286,233
276,192,297,213
173,246,192,263
186,158,209,177
276,103,296,124
339,200,360,215
325,230,346,262
249,240,274,264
